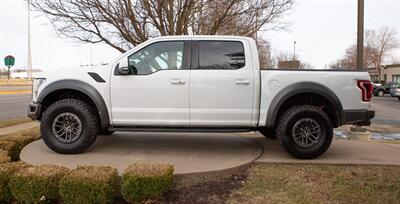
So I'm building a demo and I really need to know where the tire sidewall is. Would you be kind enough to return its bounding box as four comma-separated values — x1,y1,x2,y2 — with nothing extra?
41,100,97,153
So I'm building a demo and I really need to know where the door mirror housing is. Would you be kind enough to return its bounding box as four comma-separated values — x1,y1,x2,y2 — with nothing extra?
116,58,130,75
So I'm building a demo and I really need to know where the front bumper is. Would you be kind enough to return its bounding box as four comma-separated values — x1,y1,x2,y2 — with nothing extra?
343,110,375,126
27,102,42,120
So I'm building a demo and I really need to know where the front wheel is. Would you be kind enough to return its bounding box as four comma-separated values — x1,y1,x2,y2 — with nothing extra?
41,99,99,154
276,105,333,159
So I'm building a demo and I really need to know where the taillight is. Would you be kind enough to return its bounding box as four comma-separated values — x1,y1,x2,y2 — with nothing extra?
357,80,373,102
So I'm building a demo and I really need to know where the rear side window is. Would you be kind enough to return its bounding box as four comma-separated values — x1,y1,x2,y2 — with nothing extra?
197,41,245,70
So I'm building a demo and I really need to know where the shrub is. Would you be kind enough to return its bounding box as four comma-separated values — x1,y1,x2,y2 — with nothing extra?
0,127,41,161
0,140,20,161
59,166,119,204
122,163,174,202
0,162,32,203
0,150,10,164
9,164,69,204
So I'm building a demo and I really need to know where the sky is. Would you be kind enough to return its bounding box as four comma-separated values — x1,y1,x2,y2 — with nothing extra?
0,0,399,70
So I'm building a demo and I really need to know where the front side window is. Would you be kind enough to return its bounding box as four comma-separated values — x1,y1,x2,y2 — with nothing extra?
128,41,184,75
198,41,245,70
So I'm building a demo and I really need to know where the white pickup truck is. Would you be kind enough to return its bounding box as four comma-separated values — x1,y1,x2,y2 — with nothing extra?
28,36,375,159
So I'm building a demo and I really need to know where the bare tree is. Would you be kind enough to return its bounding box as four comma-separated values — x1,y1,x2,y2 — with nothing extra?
31,0,293,53
331,27,399,75
257,39,274,69
366,27,399,79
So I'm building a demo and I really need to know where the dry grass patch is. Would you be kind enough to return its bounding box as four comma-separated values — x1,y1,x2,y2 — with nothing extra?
0,117,32,129
0,78,32,86
59,166,119,204
122,163,174,203
9,164,68,204
228,164,400,204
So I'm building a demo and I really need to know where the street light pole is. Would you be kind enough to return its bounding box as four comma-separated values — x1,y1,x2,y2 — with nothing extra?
357,0,364,70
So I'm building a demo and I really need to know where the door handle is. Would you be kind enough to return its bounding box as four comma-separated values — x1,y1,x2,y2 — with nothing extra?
170,79,186,85
235,79,250,85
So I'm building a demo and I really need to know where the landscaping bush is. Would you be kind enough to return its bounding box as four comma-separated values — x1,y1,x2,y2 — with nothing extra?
122,163,174,202
9,164,68,204
0,162,32,203
0,140,20,161
0,149,10,164
0,127,41,161
59,166,119,204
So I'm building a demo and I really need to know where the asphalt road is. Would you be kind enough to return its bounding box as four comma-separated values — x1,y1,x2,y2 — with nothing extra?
371,96,400,125
0,93,31,120
0,93,399,126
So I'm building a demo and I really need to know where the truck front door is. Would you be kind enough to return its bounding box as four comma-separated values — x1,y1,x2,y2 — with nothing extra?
110,40,190,126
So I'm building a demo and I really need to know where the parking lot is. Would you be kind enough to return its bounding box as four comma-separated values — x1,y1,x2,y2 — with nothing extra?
371,96,400,125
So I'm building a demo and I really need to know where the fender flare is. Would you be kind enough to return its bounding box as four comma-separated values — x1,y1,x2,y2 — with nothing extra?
37,80,110,129
265,82,344,127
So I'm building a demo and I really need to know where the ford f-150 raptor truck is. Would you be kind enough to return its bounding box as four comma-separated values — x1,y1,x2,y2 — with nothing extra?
28,36,375,159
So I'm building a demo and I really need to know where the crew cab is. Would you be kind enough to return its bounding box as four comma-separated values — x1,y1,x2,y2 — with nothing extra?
28,36,375,159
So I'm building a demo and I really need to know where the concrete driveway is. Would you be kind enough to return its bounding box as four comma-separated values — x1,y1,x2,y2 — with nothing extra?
21,132,262,174
20,131,400,175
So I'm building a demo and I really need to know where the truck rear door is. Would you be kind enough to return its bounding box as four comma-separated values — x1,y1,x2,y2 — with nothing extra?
189,39,255,126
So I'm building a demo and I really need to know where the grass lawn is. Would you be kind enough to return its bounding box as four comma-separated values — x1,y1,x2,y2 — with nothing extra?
0,117,33,129
227,164,400,204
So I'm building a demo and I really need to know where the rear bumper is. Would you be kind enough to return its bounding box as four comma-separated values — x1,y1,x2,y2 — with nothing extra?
27,102,42,120
343,109,375,126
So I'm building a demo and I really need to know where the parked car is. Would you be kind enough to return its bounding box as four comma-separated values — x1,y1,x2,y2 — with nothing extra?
389,83,400,101
374,82,399,97
27,36,375,159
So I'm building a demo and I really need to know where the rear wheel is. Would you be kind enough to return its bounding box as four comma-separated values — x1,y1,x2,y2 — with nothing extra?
41,99,99,154
276,105,333,159
398,97,400,101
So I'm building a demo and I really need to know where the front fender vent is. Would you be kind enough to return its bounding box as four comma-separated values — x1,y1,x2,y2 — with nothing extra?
88,72,106,83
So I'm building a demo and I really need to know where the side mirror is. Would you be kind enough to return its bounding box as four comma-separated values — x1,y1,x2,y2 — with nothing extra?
117,65,130,75
116,58,130,75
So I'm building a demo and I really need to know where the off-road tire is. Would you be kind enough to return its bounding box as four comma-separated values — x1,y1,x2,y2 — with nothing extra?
276,105,333,159
41,99,99,154
259,127,276,139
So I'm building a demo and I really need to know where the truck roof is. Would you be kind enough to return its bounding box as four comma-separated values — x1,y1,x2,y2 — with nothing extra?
151,35,254,41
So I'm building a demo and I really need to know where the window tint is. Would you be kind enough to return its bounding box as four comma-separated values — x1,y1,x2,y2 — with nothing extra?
128,41,184,75
198,41,245,70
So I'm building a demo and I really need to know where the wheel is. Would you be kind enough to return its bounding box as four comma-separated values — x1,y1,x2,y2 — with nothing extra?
99,129,115,135
259,127,276,139
41,99,99,154
398,97,400,101
377,90,384,97
276,105,333,159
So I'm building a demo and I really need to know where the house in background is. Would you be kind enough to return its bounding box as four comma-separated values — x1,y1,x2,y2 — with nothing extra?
365,64,400,84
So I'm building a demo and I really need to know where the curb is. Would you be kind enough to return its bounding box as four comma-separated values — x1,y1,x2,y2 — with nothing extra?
0,90,31,95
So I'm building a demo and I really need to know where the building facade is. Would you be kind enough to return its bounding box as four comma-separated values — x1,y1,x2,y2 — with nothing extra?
365,64,400,84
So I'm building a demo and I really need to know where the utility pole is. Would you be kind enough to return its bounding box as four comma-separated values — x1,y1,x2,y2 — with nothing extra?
293,41,296,60
357,0,364,70
27,0,33,79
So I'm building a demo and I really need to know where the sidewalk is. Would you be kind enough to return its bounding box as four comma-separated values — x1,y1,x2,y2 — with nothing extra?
248,133,400,165
0,121,39,136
